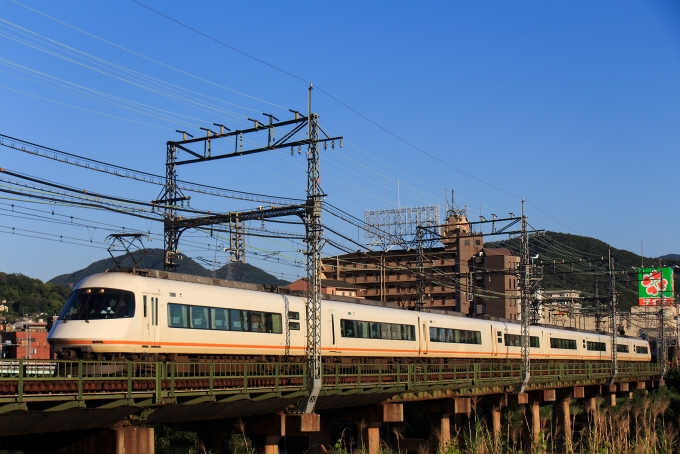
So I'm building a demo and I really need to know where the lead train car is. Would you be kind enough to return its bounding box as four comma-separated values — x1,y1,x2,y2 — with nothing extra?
48,272,651,363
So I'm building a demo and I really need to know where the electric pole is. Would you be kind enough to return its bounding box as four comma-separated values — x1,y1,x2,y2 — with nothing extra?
659,262,667,378
608,248,617,385
415,227,426,311
516,199,531,394
299,84,323,413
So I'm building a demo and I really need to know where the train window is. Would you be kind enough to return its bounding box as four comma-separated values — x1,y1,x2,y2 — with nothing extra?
370,323,381,339
341,320,356,337
59,288,136,321
391,324,402,340
190,306,209,330
381,324,392,340
340,319,415,341
164,304,282,334
167,304,187,328
229,309,242,331
211,308,229,330
497,331,503,344
357,321,370,338
430,327,482,345
249,312,265,333
617,344,629,353
503,335,540,348
586,341,607,352
289,312,300,320
550,338,577,350
289,322,300,330
143,296,147,318
636,346,649,354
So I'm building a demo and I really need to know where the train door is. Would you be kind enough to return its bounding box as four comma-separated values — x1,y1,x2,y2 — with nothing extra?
142,293,161,347
329,309,338,353
420,318,429,355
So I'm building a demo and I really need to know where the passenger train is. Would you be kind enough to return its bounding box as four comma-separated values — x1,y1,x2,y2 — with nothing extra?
47,271,651,363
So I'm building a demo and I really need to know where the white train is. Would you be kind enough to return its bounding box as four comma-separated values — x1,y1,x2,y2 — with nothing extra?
48,271,651,363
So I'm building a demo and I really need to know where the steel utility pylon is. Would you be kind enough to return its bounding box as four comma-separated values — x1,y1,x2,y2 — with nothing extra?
608,249,618,385
302,86,323,413
155,85,341,414
514,200,542,394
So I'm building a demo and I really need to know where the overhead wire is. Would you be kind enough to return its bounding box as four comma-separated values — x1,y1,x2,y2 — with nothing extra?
0,21,265,124
0,134,305,204
8,1,288,110
0,14,457,215
126,0,586,235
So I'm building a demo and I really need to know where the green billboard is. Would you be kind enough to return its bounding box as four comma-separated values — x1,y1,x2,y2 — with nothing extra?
638,267,674,306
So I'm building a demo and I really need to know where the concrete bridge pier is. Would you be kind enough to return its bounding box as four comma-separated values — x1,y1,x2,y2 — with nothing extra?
526,389,555,451
349,403,404,454
249,412,321,454
410,396,470,450
482,394,506,440
552,387,583,452
57,423,154,454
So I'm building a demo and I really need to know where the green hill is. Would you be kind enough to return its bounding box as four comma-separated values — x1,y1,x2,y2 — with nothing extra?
0,273,71,322
48,248,289,288
486,232,680,310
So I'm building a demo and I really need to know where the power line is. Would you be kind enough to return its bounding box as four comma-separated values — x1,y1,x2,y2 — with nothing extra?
9,1,288,110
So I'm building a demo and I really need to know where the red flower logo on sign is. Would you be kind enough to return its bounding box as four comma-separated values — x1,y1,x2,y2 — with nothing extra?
641,271,668,296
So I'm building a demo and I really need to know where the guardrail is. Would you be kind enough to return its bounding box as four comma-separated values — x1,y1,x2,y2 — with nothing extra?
0,360,662,407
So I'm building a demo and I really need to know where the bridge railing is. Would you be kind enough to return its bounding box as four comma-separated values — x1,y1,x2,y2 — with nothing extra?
0,359,663,403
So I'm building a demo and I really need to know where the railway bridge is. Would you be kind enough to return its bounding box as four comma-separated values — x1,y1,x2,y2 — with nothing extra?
0,359,662,453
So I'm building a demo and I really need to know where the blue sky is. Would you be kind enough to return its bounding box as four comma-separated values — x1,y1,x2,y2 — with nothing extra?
0,0,679,282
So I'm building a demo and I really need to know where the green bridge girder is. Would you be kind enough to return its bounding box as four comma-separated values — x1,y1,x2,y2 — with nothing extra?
0,359,661,415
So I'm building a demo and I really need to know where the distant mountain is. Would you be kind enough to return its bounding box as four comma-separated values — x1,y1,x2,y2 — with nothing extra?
659,254,680,260
486,232,680,311
48,248,289,288
213,262,289,286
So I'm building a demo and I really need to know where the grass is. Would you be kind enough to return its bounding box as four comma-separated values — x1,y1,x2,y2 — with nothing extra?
326,386,680,453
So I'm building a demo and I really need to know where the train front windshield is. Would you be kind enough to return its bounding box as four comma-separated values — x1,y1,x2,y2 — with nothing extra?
58,288,135,321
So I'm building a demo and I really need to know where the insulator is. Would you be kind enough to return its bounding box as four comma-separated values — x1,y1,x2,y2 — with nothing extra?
323,142,327,150
331,140,335,149
339,138,343,148
298,145,301,155
290,146,294,156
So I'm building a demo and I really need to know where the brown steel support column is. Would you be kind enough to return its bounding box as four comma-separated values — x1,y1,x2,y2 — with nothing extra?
491,407,502,440
262,436,280,454
529,401,541,446
483,394,506,442
553,397,571,453
367,422,381,454
441,413,452,444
